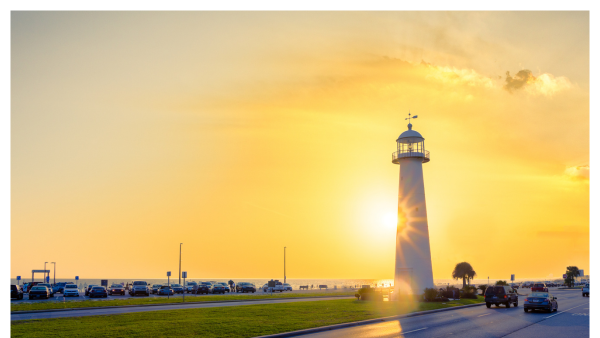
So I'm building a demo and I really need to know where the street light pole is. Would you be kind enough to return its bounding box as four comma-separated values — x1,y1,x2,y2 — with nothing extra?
51,262,56,285
179,243,183,285
284,247,286,284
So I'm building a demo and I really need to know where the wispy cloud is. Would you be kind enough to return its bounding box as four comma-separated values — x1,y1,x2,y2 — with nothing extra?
564,165,589,181
422,62,494,88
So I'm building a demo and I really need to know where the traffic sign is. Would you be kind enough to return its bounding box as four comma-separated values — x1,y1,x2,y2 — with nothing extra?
182,271,187,278
75,276,79,280
511,274,515,281
16,276,21,281
167,271,171,277
46,276,50,282
579,269,584,277
563,274,567,279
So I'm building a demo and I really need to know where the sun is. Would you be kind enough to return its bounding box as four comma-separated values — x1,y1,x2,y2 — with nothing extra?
382,211,397,230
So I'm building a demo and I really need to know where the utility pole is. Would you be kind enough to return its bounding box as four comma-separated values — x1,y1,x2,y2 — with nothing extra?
51,262,56,285
179,243,183,285
284,246,286,284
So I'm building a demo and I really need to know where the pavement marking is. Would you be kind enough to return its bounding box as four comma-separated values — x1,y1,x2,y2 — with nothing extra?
401,327,428,334
544,303,588,319
477,313,492,317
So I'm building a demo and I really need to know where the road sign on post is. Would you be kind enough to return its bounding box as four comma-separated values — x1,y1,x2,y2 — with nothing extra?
511,274,515,281
17,276,21,285
46,275,50,282
563,274,567,279
167,271,171,299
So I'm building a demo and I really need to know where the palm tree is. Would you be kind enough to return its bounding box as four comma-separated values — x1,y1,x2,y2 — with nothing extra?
452,262,477,288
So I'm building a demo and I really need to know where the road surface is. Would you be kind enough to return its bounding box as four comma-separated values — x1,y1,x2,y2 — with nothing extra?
295,289,588,338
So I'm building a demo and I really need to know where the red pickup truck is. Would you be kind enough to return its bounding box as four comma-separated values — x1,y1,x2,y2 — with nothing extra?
531,283,548,292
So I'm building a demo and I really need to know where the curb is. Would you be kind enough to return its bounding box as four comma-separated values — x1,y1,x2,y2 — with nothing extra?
255,302,486,338
11,295,354,315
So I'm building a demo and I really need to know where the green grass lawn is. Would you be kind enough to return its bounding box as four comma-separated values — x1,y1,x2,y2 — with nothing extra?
11,297,484,337
11,291,355,312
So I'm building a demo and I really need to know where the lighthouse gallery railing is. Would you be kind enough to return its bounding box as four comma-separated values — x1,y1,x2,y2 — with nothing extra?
392,150,430,163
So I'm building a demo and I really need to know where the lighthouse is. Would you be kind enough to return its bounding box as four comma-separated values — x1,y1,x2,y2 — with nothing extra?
392,113,434,296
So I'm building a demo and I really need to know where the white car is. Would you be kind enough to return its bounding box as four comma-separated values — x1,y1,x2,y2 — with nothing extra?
582,284,589,297
262,283,285,292
63,284,80,297
283,283,292,291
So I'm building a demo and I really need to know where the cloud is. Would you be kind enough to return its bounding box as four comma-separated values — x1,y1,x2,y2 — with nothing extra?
564,165,589,180
422,62,494,89
504,69,572,96
504,70,536,92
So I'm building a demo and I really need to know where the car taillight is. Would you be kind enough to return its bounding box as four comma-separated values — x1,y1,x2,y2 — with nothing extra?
545,298,550,302
524,298,528,302
504,295,507,298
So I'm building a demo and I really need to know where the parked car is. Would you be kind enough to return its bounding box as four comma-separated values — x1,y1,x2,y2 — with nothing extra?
171,284,185,294
89,286,108,298
11,285,23,300
485,285,518,308
211,284,227,294
531,283,548,292
129,281,150,296
151,284,162,294
216,282,230,293
85,285,99,296
63,284,80,297
158,285,174,296
53,282,74,294
283,283,293,291
37,284,56,297
193,283,210,294
29,286,51,299
186,282,198,293
524,292,557,312
583,284,589,297
24,282,41,293
109,284,125,295
236,282,257,293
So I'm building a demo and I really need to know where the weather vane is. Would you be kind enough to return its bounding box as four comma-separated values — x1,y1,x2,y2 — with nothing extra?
405,111,418,124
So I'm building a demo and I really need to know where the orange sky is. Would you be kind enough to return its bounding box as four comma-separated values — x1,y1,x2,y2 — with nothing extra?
11,11,589,280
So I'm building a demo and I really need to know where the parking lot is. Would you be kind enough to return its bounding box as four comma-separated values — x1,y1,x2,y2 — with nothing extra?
11,287,349,304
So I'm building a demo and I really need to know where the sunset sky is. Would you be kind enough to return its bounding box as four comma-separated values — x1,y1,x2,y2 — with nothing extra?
11,11,589,280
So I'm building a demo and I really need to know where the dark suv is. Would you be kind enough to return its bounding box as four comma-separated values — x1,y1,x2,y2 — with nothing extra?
11,285,23,300
485,285,519,308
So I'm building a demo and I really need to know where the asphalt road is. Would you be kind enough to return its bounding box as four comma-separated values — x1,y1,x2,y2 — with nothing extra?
11,296,354,321
295,289,588,338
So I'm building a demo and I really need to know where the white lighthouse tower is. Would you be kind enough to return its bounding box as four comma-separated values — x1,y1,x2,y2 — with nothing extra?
392,113,434,296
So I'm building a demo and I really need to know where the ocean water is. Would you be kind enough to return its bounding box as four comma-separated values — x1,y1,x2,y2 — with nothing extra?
10,277,571,289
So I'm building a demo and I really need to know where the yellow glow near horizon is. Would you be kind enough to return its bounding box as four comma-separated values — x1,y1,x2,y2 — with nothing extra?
10,11,589,281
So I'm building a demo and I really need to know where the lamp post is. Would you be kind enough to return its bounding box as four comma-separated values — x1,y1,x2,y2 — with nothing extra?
179,243,183,285
284,247,286,284
51,262,56,285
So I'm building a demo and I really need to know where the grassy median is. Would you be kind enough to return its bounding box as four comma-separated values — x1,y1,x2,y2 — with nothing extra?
11,297,484,337
11,291,355,312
